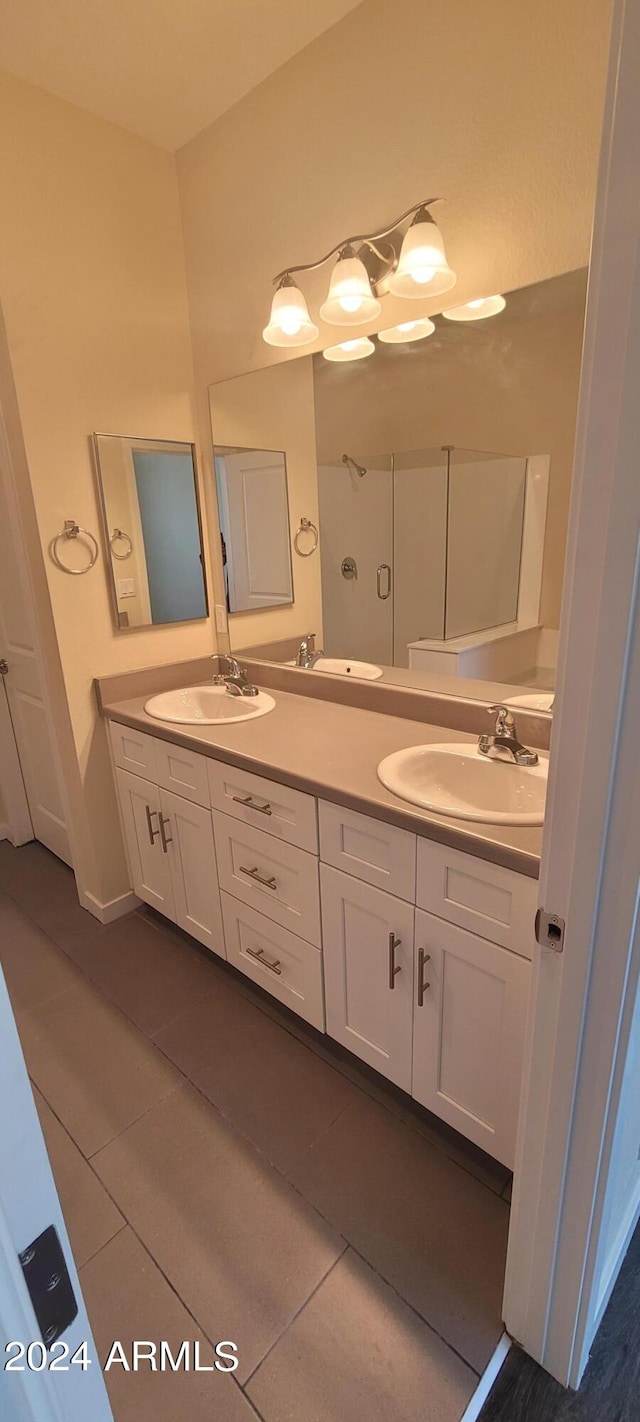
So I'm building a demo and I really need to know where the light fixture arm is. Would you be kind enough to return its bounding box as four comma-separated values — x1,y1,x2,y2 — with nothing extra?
272,198,441,286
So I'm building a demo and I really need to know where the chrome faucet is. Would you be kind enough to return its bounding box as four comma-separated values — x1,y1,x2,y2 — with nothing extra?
295,633,324,669
212,654,259,698
478,705,539,766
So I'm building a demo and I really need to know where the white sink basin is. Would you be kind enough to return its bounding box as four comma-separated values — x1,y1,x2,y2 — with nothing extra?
287,657,382,680
507,691,554,712
144,685,276,725
377,742,548,825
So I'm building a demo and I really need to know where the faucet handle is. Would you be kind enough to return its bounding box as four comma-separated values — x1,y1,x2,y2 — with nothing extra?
488,703,515,734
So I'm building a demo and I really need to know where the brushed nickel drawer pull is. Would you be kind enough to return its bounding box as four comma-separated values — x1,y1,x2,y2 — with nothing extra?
239,864,278,891
145,804,160,845
232,793,272,816
159,814,173,853
388,932,401,989
417,947,431,1007
246,945,282,976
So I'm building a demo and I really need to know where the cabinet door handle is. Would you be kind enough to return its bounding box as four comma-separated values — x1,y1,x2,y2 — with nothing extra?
417,948,431,1007
239,864,278,891
232,793,272,816
388,933,401,989
245,945,282,976
159,814,173,854
145,804,160,845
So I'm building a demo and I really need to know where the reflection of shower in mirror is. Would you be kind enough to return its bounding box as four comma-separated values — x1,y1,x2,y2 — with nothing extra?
342,452,367,478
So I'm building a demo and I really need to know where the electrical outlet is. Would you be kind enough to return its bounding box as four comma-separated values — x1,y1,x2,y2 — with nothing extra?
215,603,228,634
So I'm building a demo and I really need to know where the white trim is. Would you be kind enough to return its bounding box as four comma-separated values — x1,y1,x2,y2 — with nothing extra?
504,0,640,1388
82,888,141,923
459,1333,511,1422
517,455,550,626
0,633,34,849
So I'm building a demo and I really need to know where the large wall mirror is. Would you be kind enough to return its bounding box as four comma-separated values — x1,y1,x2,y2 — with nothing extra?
93,433,208,630
209,268,588,710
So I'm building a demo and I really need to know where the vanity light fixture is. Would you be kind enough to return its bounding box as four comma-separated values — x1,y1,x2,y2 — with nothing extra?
263,199,455,348
262,275,320,347
378,317,436,344
388,206,457,299
323,337,375,362
442,294,506,321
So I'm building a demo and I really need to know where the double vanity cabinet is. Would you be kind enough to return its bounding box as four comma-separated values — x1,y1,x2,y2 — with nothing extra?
108,717,537,1169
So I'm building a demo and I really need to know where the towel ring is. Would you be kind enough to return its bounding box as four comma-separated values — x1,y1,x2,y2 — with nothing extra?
294,517,319,557
110,527,133,560
50,520,99,575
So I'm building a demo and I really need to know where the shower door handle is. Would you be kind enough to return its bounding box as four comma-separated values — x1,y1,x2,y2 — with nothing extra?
377,564,391,600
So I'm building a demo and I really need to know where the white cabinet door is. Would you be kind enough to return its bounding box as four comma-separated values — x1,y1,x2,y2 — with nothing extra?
159,789,225,958
412,908,531,1168
321,864,414,1091
115,768,175,918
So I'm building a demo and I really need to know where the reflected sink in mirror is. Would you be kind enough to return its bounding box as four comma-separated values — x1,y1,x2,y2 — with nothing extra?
311,657,383,680
377,742,548,825
507,691,555,712
145,685,276,725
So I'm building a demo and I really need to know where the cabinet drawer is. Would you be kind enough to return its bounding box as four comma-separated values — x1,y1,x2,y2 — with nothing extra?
109,720,158,781
213,810,321,947
208,759,317,852
319,800,416,902
154,738,210,807
416,838,536,958
222,893,324,1031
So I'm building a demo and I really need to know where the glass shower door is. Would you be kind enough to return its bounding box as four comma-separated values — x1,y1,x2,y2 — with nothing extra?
317,454,393,665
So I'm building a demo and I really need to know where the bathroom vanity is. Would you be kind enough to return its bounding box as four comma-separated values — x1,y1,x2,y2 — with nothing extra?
104,687,540,1169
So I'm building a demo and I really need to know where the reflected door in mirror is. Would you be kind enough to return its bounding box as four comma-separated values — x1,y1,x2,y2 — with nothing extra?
215,447,293,613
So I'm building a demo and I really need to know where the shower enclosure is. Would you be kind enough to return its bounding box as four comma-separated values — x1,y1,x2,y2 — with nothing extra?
317,446,528,668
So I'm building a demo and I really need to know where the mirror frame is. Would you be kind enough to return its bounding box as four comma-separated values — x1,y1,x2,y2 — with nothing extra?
92,431,209,633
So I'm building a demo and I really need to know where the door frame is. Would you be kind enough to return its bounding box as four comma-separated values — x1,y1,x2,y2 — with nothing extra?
504,0,640,1386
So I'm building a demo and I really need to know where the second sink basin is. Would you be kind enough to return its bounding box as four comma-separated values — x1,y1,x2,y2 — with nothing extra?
313,657,383,680
145,685,276,725
377,742,548,825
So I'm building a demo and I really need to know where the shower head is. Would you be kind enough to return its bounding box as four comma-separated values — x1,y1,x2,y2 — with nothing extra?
342,453,367,478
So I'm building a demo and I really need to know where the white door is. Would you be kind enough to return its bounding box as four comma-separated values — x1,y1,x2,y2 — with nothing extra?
115,768,175,918
0,423,70,864
160,788,225,956
0,968,113,1419
412,909,530,1169
216,449,293,612
321,864,414,1090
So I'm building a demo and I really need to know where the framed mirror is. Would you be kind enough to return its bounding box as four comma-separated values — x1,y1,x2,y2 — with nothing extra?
92,433,208,630
214,444,293,612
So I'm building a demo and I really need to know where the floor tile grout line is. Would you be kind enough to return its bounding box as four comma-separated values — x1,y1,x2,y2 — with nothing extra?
78,1221,128,1272
346,1239,484,1380
241,1243,349,1390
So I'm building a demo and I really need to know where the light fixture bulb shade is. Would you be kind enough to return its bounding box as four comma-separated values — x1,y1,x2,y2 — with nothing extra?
388,214,456,299
262,281,319,347
442,294,506,321
319,251,382,326
377,318,435,344
323,337,375,362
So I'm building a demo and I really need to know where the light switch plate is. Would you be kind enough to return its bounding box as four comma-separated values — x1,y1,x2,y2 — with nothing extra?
215,603,228,633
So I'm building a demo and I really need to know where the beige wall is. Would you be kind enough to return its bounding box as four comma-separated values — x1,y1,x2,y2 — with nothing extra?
177,0,609,388
210,361,321,648
0,70,216,905
314,276,587,626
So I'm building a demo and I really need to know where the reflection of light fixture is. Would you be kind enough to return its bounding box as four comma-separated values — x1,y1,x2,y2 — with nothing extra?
442,294,506,321
262,275,319,347
323,337,375,362
388,206,456,299
378,318,435,344
263,199,455,347
319,246,382,326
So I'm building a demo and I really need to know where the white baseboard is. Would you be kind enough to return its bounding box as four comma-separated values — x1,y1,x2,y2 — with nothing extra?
459,1331,511,1422
82,889,141,923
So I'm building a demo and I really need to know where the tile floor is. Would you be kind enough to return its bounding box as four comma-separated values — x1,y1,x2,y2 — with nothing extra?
0,839,512,1422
